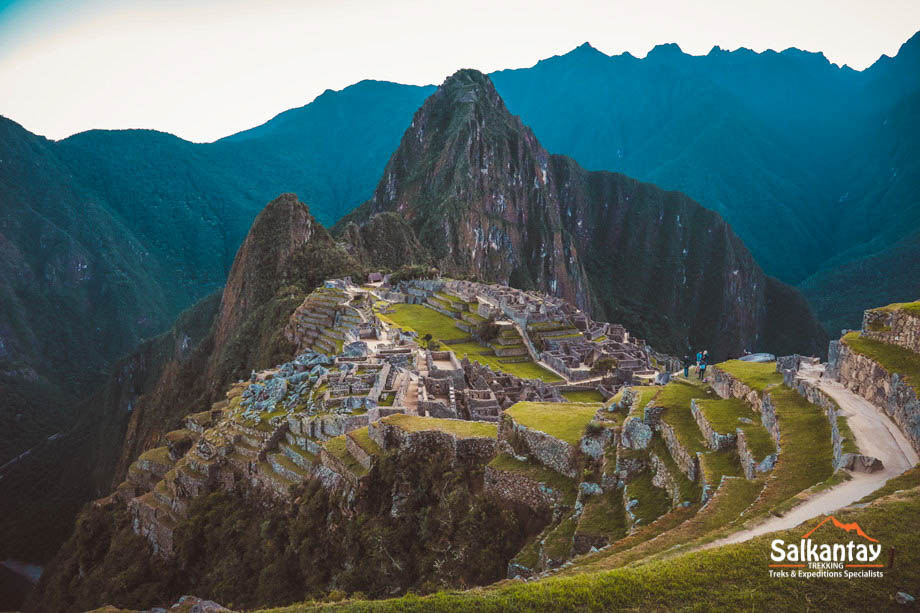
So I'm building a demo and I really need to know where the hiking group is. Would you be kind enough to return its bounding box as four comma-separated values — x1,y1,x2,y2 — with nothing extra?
683,350,709,379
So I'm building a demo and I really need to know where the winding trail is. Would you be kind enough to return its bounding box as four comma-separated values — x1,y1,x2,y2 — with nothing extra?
705,363,918,548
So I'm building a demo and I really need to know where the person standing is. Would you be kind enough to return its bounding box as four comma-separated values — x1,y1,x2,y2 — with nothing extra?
698,350,709,380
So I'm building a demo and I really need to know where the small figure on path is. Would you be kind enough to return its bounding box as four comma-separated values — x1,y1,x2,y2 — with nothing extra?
698,350,709,380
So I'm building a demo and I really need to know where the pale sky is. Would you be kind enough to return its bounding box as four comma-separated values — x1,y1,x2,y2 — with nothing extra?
1,0,918,143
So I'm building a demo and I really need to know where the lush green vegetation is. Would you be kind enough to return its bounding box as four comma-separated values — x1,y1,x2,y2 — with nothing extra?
859,467,920,503
543,517,577,561
715,360,783,391
323,436,369,477
623,472,671,526
264,483,920,612
695,397,774,460
842,331,920,394
31,446,537,612
576,490,626,538
871,300,920,317
505,402,601,445
384,414,497,438
698,449,742,485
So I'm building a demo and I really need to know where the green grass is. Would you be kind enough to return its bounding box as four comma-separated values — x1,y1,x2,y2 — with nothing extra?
561,390,605,403
836,415,859,454
576,490,627,538
447,341,562,382
715,360,783,391
376,303,469,340
488,453,577,506
347,427,382,456
655,381,712,455
384,414,497,438
511,537,541,569
505,402,602,445
623,472,671,525
697,448,743,485
745,386,834,515
859,467,920,503
842,331,920,395
694,396,774,460
263,485,920,612
323,436,369,478
138,446,172,466
871,300,920,317
543,516,577,561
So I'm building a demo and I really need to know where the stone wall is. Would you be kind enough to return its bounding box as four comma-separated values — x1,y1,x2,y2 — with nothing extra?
500,416,580,478
708,366,780,445
649,450,682,506
736,429,777,480
835,342,920,455
346,435,376,471
863,308,920,354
369,419,497,466
690,398,736,450
657,420,697,481
483,465,563,514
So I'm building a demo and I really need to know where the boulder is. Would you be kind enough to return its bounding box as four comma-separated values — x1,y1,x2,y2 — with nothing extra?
621,417,652,450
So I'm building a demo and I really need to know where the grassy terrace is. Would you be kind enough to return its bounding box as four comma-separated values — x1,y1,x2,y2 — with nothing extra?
323,436,369,478
347,427,382,456
576,489,626,538
647,436,701,503
654,381,711,455
713,362,834,516
697,448,742,485
488,453,577,506
505,402,602,445
842,331,920,395
378,303,562,382
383,414,497,438
696,397,775,460
138,446,172,466
627,386,660,417
623,471,671,525
871,299,920,317
714,359,783,391
543,516,577,561
561,389,605,403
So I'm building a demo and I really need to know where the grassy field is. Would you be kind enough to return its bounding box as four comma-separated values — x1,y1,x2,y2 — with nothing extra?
842,331,920,395
505,402,602,445
378,303,562,382
488,453,577,505
262,485,920,612
715,360,783,391
384,414,497,438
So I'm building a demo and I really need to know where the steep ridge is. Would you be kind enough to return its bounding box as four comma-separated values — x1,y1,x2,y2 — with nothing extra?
338,69,827,359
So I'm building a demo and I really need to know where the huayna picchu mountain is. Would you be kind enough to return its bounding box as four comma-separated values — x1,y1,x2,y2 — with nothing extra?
337,69,827,360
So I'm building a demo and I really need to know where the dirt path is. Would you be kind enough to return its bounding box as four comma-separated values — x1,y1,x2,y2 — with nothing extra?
705,365,918,548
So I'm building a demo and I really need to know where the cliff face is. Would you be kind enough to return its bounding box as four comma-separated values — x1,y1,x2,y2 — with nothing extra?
339,70,827,358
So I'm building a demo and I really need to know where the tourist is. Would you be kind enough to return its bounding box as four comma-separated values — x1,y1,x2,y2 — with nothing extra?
683,355,690,378
698,350,709,380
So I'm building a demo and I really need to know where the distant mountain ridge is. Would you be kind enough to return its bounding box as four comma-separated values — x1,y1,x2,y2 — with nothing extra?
338,69,827,358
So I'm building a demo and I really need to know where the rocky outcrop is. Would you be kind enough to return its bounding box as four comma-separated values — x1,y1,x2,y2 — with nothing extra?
657,420,698,481
736,429,777,479
369,418,497,466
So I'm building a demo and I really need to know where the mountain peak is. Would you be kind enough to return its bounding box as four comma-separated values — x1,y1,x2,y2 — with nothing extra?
646,42,685,59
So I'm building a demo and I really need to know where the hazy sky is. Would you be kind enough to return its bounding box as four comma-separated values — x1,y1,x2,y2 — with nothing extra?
1,0,918,143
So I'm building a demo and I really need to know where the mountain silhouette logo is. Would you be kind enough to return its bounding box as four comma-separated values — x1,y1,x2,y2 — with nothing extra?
801,516,878,543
